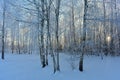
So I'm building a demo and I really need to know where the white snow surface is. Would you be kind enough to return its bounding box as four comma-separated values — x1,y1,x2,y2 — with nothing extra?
0,53,120,80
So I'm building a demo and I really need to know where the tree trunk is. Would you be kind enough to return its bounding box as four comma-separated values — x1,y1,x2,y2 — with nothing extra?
54,0,61,72
1,0,6,60
79,0,88,72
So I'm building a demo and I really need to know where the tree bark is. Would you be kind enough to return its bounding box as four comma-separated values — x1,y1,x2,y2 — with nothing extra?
1,0,6,60
79,0,88,72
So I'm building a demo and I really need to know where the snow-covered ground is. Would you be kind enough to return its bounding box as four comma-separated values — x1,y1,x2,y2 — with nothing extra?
0,53,120,80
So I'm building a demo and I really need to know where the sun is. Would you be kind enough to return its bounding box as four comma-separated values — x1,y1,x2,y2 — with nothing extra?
106,36,111,42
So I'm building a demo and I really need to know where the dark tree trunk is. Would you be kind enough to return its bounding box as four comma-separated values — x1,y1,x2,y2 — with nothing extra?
1,0,6,60
79,0,88,72
79,54,83,71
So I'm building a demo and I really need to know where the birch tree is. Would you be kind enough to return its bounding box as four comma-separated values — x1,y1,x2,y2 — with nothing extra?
45,0,53,66
54,0,61,72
